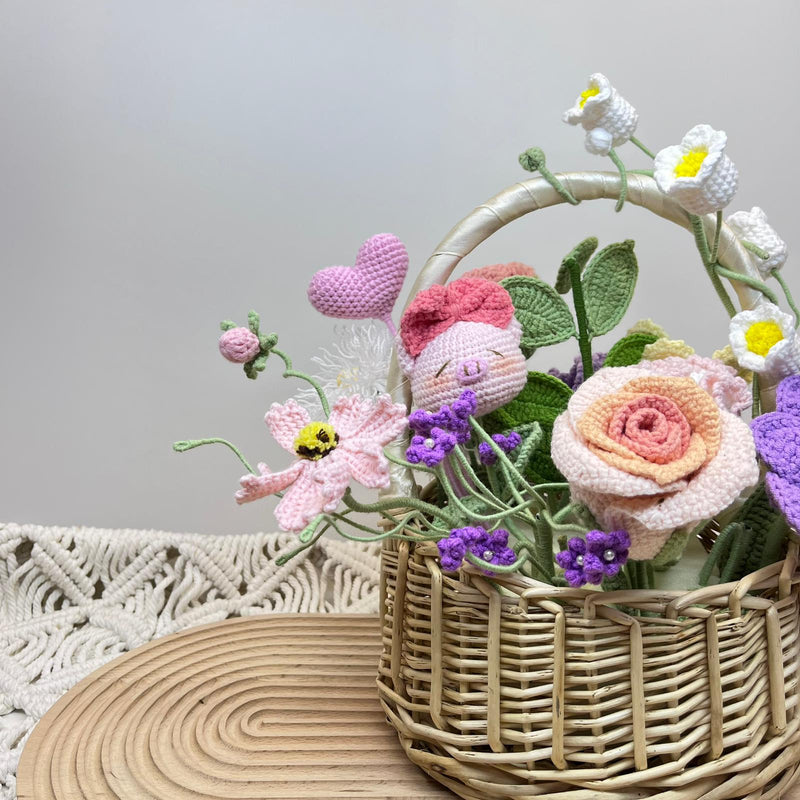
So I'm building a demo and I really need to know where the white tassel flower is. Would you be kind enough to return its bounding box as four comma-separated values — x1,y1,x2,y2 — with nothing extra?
729,302,800,379
654,124,738,215
562,73,638,156
726,207,788,276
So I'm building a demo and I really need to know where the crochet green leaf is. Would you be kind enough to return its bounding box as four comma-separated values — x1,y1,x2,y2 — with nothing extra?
482,372,572,483
604,332,659,367
501,276,576,351
555,237,598,294
582,240,638,337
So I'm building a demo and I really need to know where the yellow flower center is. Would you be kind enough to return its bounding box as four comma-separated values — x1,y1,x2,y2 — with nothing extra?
579,86,600,108
744,321,784,357
674,149,708,178
294,422,339,460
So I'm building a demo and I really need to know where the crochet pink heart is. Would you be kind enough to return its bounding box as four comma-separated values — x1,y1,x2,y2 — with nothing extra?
307,234,408,328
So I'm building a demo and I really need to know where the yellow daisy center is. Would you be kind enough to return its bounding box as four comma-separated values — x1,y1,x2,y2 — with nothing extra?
294,422,339,460
674,149,708,178
744,321,785,357
579,87,600,108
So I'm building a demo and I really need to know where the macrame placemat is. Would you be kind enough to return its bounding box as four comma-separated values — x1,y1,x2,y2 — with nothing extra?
16,614,452,800
0,522,381,800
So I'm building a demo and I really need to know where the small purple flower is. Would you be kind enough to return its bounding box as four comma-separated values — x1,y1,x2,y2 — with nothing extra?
549,352,607,391
555,530,630,587
408,390,477,444
437,526,516,574
752,374,800,530
478,430,523,465
405,427,457,467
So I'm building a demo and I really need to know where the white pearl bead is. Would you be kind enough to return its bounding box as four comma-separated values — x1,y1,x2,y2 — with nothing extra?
603,549,616,562
424,438,435,449
575,554,584,566
483,550,494,561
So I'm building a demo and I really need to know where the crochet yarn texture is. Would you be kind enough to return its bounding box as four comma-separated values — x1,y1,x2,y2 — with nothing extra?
399,277,514,358
307,233,408,327
0,522,380,800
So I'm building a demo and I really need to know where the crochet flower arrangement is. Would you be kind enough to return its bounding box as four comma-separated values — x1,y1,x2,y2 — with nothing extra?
176,74,798,591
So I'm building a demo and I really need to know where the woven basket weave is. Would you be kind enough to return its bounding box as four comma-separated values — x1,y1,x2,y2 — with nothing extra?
377,172,800,799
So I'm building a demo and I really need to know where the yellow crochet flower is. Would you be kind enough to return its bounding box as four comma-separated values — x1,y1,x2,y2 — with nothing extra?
642,338,695,361
627,319,668,339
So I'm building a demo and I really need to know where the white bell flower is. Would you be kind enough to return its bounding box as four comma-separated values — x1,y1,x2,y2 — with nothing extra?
726,207,787,277
654,124,738,215
562,73,638,156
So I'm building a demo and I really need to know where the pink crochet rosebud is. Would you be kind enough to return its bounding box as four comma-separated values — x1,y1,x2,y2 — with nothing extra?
219,327,261,363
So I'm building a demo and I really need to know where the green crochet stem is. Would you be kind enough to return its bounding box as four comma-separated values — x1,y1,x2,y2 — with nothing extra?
607,148,628,212
275,518,330,564
688,214,736,317
271,348,330,417
741,240,770,260
518,147,579,205
709,211,723,267
752,374,761,418
341,488,459,529
773,271,800,325
629,136,656,159
713,264,780,306
383,449,436,475
566,256,595,380
172,437,255,474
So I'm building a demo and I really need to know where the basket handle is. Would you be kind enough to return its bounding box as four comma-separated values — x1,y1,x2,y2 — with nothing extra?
387,170,765,411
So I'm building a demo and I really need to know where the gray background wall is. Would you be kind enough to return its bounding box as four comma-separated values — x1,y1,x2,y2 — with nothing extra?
1,0,797,535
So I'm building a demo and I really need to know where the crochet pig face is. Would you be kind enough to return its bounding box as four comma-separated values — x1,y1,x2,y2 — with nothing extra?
397,277,528,416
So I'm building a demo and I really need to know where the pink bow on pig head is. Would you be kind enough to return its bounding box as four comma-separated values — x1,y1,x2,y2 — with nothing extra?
397,277,529,416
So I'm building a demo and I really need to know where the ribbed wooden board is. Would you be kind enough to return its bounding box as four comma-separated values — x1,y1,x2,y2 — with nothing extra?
16,614,454,800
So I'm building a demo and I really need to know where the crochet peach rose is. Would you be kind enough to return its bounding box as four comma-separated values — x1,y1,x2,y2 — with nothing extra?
551,365,758,560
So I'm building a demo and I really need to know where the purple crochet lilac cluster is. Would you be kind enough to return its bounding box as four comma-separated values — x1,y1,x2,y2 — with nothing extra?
407,389,477,445
478,431,522,465
751,374,800,531
555,530,630,587
405,427,457,467
549,352,607,391
437,526,516,574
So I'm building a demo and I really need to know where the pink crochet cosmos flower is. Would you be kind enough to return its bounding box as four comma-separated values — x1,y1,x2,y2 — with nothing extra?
235,394,408,531
551,365,758,560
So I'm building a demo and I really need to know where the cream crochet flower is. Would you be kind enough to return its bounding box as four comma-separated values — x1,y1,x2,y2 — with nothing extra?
562,73,638,156
726,207,788,276
729,302,800,379
654,124,738,215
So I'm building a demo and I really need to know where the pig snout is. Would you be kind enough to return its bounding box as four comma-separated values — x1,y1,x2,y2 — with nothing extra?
456,358,488,385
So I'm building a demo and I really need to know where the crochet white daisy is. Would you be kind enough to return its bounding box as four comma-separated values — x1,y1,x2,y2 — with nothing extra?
726,207,788,277
729,302,800,378
654,124,738,215
562,73,638,156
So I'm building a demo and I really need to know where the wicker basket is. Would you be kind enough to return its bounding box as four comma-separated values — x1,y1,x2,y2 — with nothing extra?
377,172,800,799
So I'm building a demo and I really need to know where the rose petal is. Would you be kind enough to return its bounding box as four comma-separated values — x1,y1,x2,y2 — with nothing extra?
751,413,800,480
573,410,758,559
552,413,689,497
577,377,721,486
265,400,311,454
766,471,800,531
